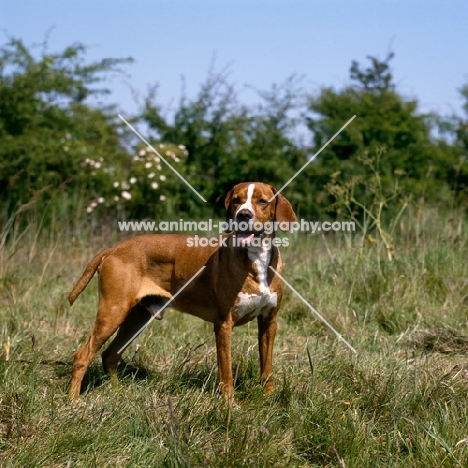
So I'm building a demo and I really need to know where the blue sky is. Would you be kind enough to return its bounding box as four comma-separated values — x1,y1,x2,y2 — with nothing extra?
1,0,467,118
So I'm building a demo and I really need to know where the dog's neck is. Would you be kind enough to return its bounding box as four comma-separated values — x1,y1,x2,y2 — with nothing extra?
246,243,272,293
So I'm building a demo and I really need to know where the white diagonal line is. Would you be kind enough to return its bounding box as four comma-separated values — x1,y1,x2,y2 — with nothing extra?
269,266,357,354
118,114,207,202
268,115,356,202
117,266,206,354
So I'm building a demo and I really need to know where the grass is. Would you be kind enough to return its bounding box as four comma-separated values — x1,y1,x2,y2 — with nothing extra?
2,206,468,467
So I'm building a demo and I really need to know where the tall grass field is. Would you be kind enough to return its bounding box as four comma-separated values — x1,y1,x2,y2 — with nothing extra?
1,204,468,467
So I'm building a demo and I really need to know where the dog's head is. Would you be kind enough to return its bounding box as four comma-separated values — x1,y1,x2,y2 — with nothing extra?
224,182,297,246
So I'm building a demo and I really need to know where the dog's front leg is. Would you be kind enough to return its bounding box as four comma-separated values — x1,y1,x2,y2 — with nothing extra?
214,319,235,400
257,312,277,394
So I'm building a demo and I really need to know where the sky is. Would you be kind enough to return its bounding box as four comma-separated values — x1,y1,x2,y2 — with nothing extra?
1,0,467,120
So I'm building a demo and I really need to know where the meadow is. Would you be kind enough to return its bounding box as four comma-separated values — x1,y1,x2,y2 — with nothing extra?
1,203,468,467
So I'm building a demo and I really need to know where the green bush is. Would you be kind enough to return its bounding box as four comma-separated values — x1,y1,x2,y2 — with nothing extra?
2,39,468,226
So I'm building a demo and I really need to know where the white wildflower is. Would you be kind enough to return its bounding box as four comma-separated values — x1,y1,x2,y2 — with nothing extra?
121,191,132,200
86,206,93,213
95,162,102,169
148,172,155,179
114,196,120,202
165,150,173,157
160,175,166,181
97,197,105,204
145,162,152,169
156,164,162,170
139,149,146,156
151,182,159,190
113,181,119,188
160,195,166,201
90,201,98,208
121,181,130,190
153,156,160,163
178,145,186,150
130,177,137,184
159,144,165,148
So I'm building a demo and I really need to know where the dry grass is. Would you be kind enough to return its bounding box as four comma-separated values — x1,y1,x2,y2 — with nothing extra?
1,206,468,467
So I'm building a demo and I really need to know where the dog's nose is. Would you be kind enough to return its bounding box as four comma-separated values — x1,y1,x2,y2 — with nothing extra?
236,209,253,221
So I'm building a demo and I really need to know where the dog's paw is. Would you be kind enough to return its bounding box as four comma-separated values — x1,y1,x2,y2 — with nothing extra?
219,394,241,411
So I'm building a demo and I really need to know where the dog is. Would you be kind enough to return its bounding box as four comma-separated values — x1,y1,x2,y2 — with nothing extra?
68,182,296,400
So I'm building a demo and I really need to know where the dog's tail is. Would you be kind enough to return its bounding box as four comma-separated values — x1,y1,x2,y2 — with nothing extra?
68,248,113,306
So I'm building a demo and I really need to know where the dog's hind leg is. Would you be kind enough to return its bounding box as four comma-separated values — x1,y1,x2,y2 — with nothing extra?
69,300,131,400
101,303,153,375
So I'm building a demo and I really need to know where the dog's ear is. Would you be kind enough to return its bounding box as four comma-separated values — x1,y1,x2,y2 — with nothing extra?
224,188,234,211
223,187,235,232
269,186,297,232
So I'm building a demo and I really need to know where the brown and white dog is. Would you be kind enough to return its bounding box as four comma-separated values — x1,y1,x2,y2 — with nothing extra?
68,182,296,400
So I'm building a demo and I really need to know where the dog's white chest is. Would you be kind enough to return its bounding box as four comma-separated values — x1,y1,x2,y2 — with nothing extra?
236,289,278,319
235,244,278,320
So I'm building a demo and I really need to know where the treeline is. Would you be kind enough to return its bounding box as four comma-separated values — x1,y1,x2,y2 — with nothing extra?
1,39,467,225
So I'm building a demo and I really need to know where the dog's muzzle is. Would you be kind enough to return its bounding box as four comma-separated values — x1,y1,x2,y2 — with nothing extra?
234,210,265,246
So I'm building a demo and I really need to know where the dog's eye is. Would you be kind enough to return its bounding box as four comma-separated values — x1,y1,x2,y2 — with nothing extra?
232,197,241,205
258,199,269,206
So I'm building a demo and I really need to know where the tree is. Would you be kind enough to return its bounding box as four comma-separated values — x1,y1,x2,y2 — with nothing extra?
0,37,133,218
141,72,308,216
439,82,468,202
306,53,454,216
